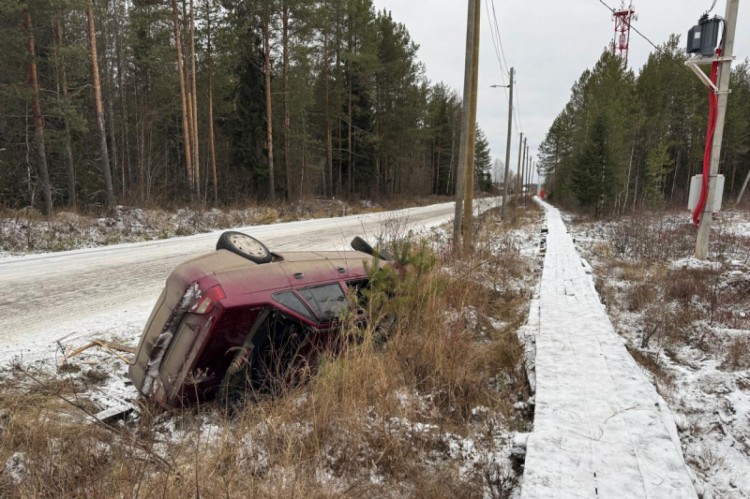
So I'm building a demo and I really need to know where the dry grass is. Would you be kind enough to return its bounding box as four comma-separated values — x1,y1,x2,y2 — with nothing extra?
575,209,750,387
0,203,541,497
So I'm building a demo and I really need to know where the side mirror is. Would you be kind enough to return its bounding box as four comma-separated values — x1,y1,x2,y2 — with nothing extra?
350,236,393,261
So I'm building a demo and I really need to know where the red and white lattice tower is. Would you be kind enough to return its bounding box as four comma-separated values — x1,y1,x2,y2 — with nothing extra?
612,2,637,66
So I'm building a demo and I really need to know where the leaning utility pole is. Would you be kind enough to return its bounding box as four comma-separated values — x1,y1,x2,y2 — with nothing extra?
695,0,740,259
501,68,514,219
453,0,481,249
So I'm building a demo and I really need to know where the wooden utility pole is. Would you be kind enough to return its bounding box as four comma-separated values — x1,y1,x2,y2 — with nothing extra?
516,137,529,198
695,0,740,259
86,0,115,209
524,146,530,204
453,0,480,249
528,156,534,200
501,68,514,219
515,132,523,203
462,0,481,249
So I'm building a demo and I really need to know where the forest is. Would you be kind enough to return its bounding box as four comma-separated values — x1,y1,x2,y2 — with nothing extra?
539,41,750,217
0,0,494,213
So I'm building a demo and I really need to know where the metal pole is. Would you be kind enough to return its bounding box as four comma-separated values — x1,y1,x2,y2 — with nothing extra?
695,0,740,260
501,68,514,219
462,0,481,250
453,0,478,248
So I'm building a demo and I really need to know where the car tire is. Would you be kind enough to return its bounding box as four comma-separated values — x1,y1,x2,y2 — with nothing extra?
216,231,272,264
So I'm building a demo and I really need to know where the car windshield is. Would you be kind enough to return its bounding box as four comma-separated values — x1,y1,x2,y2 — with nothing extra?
297,283,347,322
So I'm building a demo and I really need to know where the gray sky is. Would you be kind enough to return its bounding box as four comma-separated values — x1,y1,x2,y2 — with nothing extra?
371,0,750,180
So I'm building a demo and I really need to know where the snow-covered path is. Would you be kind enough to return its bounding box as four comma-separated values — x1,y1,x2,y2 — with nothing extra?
0,199,499,363
521,202,697,498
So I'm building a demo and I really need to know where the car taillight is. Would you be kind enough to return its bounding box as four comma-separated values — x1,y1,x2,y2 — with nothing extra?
190,285,226,314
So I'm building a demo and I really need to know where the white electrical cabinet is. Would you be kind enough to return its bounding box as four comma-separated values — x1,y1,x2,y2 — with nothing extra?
688,174,725,212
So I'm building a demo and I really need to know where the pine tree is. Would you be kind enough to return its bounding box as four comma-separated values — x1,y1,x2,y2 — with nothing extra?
474,127,492,192
572,114,614,216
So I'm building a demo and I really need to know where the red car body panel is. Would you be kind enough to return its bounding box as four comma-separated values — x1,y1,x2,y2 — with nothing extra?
129,248,378,407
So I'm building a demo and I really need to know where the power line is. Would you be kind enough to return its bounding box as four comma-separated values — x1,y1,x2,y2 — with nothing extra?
484,0,508,85
483,0,523,134
490,0,523,133
489,0,511,73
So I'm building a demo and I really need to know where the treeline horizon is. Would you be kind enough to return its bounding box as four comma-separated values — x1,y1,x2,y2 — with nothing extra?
0,0,494,214
539,39,750,217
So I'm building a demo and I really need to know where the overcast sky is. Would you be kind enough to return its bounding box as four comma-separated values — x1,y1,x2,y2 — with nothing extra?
371,0,750,180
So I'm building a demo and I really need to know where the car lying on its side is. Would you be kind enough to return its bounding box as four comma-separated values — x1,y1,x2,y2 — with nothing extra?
129,232,390,408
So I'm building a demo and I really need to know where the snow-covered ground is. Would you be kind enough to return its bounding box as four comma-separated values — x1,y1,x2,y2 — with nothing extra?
568,208,750,498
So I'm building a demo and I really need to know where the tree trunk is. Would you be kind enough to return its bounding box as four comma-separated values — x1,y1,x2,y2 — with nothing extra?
262,14,275,202
102,2,120,198
116,2,131,200
737,169,750,205
347,22,353,196
189,0,200,198
24,11,53,215
282,3,292,201
262,13,275,202
86,0,115,209
301,112,307,197
205,0,218,205
335,13,342,197
323,27,333,198
52,16,77,209
170,0,193,191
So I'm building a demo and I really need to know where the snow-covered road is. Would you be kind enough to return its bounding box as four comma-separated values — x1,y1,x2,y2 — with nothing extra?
1,199,500,363
521,201,697,498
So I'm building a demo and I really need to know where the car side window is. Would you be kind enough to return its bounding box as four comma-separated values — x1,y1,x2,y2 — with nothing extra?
272,291,316,321
298,283,347,322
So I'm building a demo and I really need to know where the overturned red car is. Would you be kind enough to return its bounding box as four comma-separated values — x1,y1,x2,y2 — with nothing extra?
129,232,390,408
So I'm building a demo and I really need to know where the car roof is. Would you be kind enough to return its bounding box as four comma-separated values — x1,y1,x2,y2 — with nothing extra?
173,249,377,298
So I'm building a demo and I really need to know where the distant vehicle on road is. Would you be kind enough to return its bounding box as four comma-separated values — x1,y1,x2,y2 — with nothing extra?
129,232,390,408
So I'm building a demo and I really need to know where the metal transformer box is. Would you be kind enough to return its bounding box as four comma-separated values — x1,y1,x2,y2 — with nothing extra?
687,17,722,57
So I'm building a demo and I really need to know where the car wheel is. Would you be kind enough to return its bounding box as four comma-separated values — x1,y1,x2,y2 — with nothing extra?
216,231,272,264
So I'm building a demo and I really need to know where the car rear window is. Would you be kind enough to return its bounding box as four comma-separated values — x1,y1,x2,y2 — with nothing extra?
298,283,347,322
272,291,315,321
